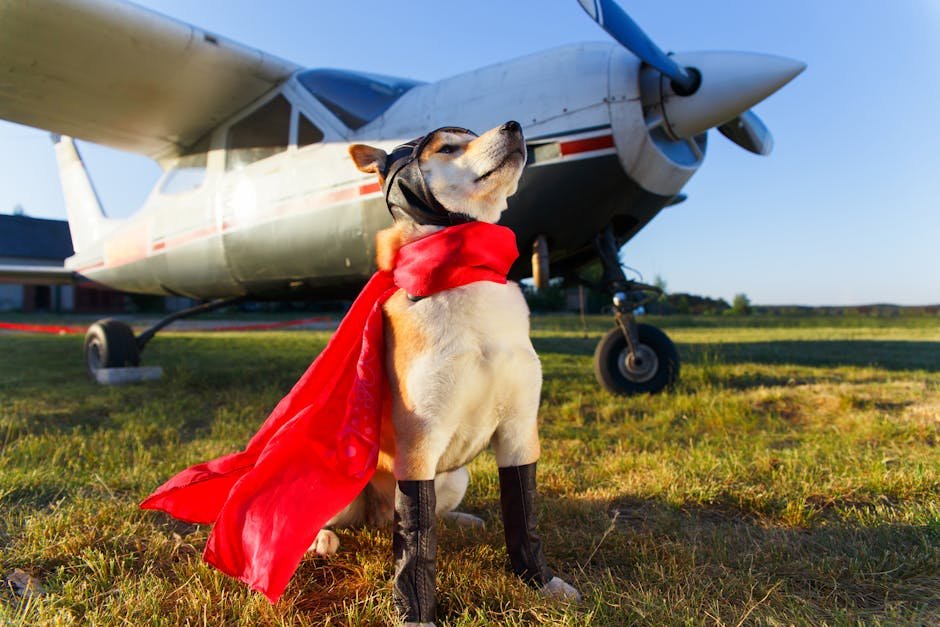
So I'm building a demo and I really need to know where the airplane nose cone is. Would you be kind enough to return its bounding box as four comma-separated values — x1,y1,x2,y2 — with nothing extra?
648,51,806,139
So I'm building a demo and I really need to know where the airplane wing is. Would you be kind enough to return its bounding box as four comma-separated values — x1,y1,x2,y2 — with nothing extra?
0,0,300,159
0,265,76,285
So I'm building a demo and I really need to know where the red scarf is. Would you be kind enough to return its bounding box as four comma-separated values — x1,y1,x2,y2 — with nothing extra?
141,221,519,603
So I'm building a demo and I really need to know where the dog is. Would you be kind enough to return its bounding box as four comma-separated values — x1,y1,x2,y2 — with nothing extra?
311,122,579,625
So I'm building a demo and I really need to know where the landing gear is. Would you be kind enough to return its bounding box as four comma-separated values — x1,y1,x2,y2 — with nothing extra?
531,234,550,290
82,296,244,379
83,319,140,378
594,322,678,395
589,225,679,395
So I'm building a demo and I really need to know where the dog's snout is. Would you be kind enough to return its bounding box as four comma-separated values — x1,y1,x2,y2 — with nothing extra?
501,120,521,135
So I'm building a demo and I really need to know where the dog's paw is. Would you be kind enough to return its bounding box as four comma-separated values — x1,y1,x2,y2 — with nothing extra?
443,511,485,529
308,529,339,557
540,576,581,601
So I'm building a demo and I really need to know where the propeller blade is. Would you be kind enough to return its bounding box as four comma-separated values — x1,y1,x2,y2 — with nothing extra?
577,0,696,92
717,110,774,156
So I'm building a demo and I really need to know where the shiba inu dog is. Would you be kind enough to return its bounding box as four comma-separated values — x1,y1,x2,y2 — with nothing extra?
314,121,579,625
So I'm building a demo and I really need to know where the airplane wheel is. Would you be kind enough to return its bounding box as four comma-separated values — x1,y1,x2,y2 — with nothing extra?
83,319,140,378
593,323,679,395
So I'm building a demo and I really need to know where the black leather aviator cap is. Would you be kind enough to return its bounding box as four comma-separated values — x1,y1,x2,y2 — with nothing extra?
382,126,477,226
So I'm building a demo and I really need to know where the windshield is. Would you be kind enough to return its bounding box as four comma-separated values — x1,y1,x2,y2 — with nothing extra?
296,69,423,130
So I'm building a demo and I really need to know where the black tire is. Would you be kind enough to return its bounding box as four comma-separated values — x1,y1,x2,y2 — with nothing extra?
593,323,679,395
83,318,140,378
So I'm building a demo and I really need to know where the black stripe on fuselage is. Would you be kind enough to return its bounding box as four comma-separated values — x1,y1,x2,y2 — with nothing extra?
525,124,612,143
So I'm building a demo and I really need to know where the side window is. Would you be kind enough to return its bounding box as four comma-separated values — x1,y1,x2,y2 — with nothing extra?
226,95,291,170
160,135,210,195
298,114,324,148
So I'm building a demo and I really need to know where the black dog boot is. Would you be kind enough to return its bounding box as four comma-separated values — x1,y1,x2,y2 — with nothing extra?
393,480,438,624
497,462,553,587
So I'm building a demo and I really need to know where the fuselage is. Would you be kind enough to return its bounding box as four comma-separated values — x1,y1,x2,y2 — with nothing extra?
68,43,703,300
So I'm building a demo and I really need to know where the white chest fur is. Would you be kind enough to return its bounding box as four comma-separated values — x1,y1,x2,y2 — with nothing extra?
384,280,542,476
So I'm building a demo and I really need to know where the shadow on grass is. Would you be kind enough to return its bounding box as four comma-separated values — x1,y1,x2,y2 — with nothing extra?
0,410,119,450
0,484,67,509
681,340,940,372
531,336,940,372
553,494,939,621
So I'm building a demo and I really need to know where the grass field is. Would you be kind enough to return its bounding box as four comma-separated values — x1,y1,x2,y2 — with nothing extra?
1,314,938,625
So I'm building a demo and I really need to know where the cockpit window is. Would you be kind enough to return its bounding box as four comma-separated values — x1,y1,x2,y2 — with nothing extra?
226,94,291,170
298,114,324,148
160,134,211,195
296,69,423,130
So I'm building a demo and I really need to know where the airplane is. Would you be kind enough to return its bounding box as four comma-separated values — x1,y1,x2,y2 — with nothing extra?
0,0,804,395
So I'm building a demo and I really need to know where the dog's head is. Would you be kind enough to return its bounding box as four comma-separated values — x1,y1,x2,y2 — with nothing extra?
349,121,527,225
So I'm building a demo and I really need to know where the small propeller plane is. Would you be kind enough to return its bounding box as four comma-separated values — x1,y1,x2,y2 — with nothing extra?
0,0,804,394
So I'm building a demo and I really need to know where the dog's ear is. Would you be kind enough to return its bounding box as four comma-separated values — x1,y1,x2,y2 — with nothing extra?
349,144,387,176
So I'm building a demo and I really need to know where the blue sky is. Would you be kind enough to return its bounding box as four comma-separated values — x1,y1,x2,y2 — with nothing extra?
1,0,938,305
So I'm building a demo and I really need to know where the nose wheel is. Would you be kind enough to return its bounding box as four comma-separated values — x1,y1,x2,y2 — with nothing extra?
594,320,678,395
588,225,680,395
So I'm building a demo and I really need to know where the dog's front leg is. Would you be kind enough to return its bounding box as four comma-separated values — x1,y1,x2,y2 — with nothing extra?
497,463,580,600
394,479,437,626
497,462,550,585
493,420,581,601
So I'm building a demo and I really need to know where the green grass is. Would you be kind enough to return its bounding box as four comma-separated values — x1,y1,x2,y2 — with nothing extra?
1,314,938,625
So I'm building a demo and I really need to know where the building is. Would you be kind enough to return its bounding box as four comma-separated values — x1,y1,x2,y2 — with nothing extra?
0,213,125,313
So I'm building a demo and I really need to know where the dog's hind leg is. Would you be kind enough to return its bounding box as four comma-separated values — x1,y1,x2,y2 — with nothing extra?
309,480,394,557
434,467,468,514
310,529,340,557
435,467,485,529
306,495,364,556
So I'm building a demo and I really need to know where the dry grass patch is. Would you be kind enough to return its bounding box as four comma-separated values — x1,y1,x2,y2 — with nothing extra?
0,313,938,624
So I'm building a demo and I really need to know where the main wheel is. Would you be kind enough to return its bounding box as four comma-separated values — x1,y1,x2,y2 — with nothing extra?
83,319,140,378
593,323,679,395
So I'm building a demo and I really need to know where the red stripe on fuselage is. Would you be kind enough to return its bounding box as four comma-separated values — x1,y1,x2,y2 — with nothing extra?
75,260,104,273
321,187,359,205
559,134,614,156
359,182,381,195
162,224,217,250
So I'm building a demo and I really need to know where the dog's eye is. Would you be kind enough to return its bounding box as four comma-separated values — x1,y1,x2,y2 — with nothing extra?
437,144,457,154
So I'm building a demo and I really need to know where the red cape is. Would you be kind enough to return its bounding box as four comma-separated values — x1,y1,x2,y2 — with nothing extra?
141,221,519,602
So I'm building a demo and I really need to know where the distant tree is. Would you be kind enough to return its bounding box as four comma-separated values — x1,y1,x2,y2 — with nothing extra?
732,293,752,315
673,294,690,314
12,203,25,216
653,274,668,296
649,275,667,309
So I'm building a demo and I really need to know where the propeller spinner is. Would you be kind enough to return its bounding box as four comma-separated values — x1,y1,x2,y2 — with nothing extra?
577,0,804,155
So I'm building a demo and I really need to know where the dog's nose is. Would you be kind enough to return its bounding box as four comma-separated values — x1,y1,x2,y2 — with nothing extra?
501,120,521,134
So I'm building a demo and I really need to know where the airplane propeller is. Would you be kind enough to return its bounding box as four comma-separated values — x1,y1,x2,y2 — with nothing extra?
716,109,773,156
577,0,803,156
576,0,697,93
